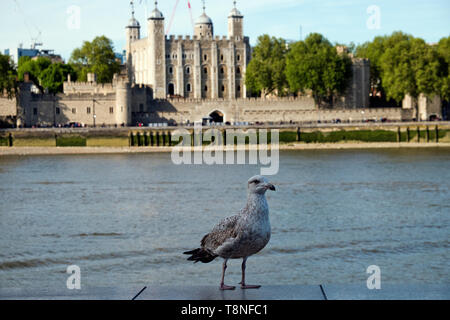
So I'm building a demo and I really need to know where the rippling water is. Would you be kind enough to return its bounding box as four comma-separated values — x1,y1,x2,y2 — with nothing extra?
0,149,449,290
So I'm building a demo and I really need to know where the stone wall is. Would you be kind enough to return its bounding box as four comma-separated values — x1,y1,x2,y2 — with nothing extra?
17,82,123,127
0,97,16,116
132,97,407,125
14,82,415,128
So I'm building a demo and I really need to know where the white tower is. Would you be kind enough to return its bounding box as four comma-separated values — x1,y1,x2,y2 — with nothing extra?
148,1,166,98
228,1,243,39
126,1,140,82
195,1,213,38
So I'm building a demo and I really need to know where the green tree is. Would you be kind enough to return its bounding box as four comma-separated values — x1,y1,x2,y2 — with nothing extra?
356,31,412,96
380,37,442,103
245,35,288,97
0,53,17,98
69,36,120,83
437,36,450,101
285,33,352,106
17,56,51,83
17,57,76,94
40,63,76,94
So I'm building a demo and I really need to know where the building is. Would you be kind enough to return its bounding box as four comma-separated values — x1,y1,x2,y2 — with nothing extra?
4,45,62,65
126,1,250,100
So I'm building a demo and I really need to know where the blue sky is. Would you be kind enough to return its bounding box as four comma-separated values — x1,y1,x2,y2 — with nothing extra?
1,0,449,61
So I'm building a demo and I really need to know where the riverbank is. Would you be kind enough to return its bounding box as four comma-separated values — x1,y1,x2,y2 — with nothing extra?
1,142,450,156
2,122,450,148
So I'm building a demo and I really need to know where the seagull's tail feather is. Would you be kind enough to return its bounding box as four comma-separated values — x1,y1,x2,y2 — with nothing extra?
183,248,218,264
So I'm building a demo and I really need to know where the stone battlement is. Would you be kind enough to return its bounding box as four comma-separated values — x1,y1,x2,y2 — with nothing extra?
165,34,244,43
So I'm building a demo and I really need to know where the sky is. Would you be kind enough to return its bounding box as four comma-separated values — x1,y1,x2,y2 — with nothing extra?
1,0,449,61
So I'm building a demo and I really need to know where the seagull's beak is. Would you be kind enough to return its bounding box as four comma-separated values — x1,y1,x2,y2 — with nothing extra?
266,183,276,191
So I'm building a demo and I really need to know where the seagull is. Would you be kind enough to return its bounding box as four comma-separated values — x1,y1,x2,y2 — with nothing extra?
184,175,276,290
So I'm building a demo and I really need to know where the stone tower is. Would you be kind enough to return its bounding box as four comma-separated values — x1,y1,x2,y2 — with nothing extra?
115,77,132,126
126,2,140,83
148,1,166,98
195,1,214,39
228,1,243,39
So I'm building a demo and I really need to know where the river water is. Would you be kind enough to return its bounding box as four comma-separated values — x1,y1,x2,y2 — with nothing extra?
0,149,449,291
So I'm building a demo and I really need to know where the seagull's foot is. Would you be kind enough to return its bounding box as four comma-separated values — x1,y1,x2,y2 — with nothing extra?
220,284,236,291
240,284,261,290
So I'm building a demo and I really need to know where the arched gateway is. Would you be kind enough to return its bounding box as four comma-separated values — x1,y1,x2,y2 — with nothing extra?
209,111,224,123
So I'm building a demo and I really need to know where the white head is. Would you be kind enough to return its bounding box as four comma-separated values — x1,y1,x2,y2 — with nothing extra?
247,175,276,195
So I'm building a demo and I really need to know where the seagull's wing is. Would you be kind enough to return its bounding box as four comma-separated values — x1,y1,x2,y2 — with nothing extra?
201,215,240,253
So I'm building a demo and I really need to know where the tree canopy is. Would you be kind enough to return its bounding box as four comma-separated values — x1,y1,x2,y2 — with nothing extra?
245,35,288,97
437,36,450,101
356,32,449,103
285,33,352,106
18,56,52,83
0,53,17,98
17,56,76,94
39,63,76,94
69,36,120,83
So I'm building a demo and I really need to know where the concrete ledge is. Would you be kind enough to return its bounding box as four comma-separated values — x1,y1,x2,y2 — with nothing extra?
135,285,324,300
322,284,450,300
0,284,448,300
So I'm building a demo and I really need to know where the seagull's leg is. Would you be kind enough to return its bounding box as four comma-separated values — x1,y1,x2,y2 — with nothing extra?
220,259,235,290
240,257,261,289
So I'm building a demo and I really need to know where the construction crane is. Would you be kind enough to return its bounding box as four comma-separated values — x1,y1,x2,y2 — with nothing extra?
166,0,196,35
12,0,43,49
187,0,195,32
137,0,195,35
166,0,180,35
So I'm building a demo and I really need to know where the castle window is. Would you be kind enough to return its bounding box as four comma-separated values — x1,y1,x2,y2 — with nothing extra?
237,85,241,92
109,107,114,114
221,85,225,92
236,66,241,74
186,66,191,74
220,67,225,74
33,108,37,115
166,54,170,59
203,54,208,61
204,85,208,92
203,67,208,74
87,107,91,114
187,83,191,92
237,54,241,61
56,107,60,115
168,66,173,74
72,108,76,114
220,54,224,62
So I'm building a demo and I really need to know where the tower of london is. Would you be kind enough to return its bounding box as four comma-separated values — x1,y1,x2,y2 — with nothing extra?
126,1,250,100
7,1,414,129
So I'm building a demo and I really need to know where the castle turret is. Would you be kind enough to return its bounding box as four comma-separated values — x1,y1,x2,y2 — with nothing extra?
115,77,132,126
195,1,213,38
148,1,166,98
228,1,243,39
126,1,141,83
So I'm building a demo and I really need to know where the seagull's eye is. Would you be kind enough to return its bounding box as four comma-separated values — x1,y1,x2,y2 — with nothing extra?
253,180,260,184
